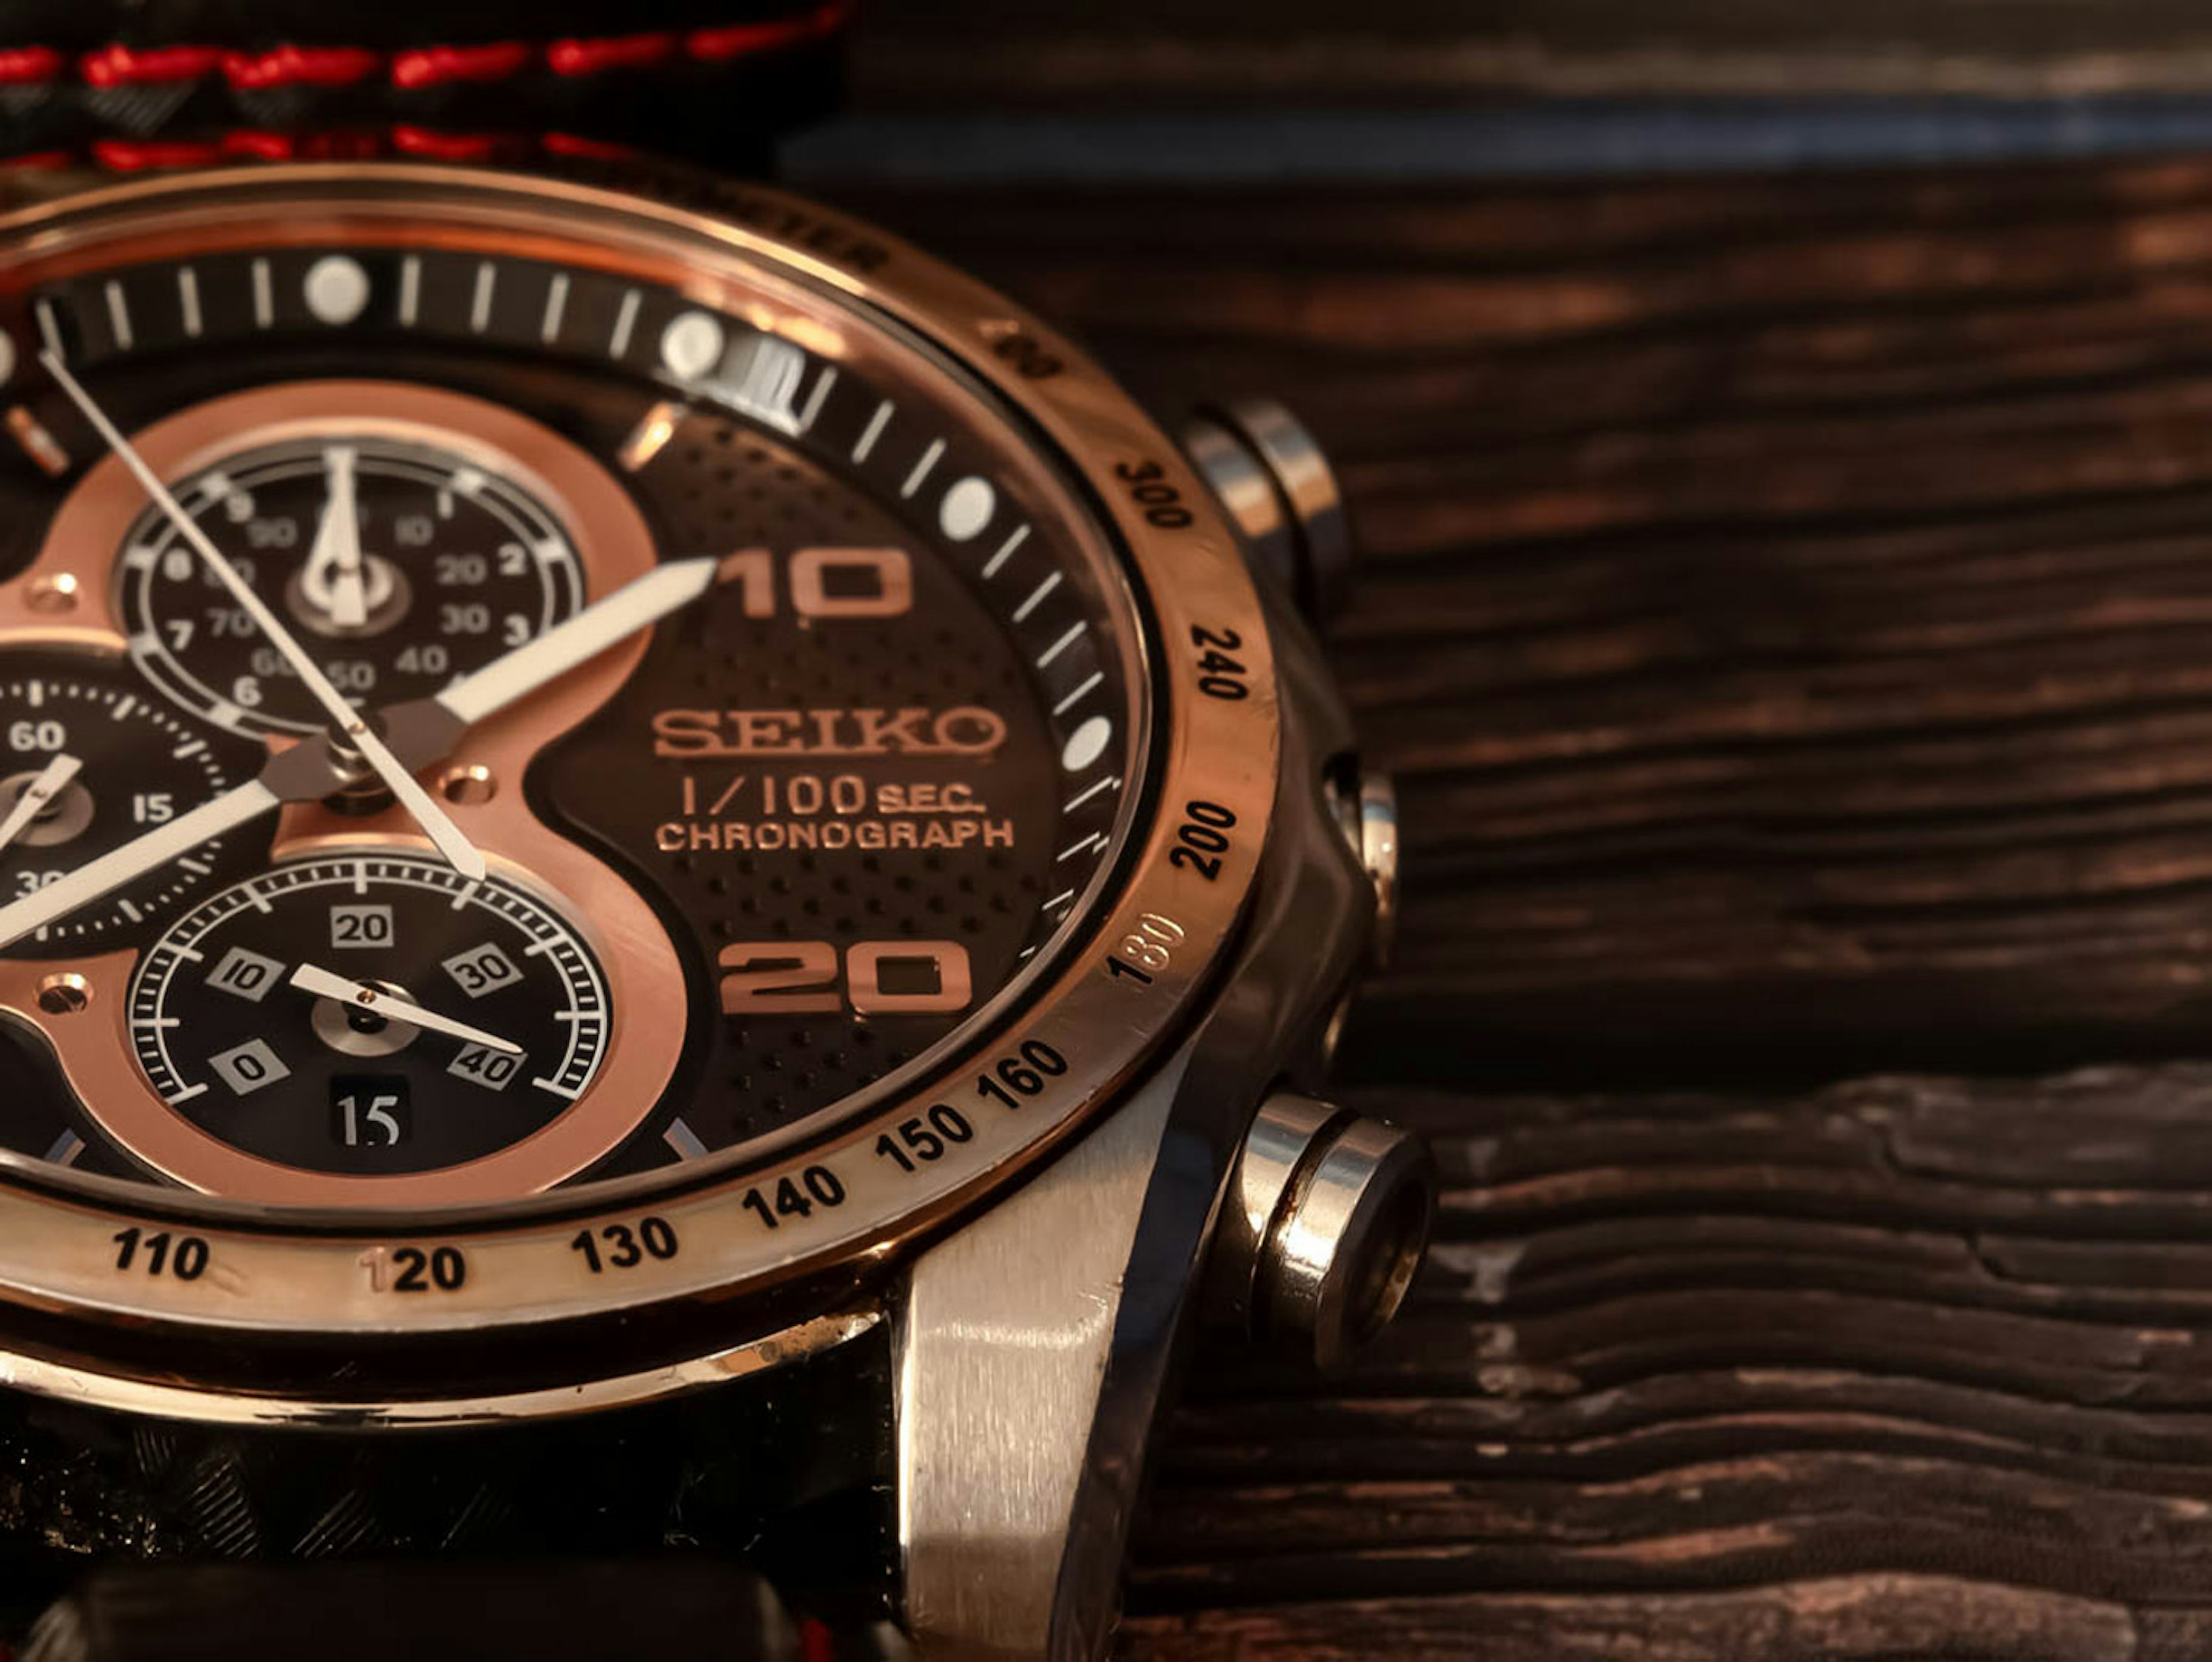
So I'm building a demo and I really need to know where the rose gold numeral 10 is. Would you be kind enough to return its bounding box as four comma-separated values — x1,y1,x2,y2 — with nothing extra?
717,939,973,1015
718,547,914,618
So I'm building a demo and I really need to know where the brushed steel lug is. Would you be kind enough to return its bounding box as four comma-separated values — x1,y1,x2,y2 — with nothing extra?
895,1046,1189,1660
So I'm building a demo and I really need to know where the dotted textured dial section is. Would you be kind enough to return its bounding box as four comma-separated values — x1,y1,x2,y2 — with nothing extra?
540,418,1063,1162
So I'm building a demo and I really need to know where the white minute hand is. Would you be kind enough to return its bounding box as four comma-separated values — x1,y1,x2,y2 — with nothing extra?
40,352,486,883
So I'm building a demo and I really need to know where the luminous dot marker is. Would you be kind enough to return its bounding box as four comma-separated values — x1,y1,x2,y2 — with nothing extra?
304,255,370,325
661,310,725,380
1061,715,1112,772
0,330,17,386
939,477,995,541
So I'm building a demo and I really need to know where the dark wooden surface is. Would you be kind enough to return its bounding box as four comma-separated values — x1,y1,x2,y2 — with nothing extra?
854,4,2212,102
827,156,2212,1656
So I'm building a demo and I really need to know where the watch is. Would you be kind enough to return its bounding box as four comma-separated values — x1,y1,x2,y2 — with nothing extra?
0,8,1434,1660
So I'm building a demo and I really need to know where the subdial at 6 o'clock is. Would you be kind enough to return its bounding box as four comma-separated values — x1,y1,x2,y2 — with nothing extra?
128,853,608,1178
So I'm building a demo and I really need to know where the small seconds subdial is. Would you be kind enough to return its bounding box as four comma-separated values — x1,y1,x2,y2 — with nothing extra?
129,852,611,1177
117,435,585,739
0,654,262,957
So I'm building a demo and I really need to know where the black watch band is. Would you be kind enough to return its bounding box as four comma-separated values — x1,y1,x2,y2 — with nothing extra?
0,0,845,169
25,1561,912,1662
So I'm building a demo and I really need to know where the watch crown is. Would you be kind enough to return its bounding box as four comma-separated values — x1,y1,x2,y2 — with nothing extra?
1181,399,1353,621
1207,1092,1435,1373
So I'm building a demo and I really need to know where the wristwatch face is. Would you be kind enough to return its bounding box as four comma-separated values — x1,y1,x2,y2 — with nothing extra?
0,165,1276,1403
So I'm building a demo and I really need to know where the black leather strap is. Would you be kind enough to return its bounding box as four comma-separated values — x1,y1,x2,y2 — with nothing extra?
0,1321,901,1649
0,0,846,168
23,1561,913,1662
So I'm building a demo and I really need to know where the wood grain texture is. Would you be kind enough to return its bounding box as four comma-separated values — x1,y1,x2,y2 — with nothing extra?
824,155,2212,1656
853,2,2212,102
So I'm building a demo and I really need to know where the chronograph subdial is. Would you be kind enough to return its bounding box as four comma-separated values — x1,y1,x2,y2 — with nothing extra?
129,853,612,1179
117,433,585,741
0,652,264,957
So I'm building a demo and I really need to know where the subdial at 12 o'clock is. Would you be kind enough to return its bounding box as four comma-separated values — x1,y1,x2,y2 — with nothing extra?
0,653,263,955
117,436,585,741
128,853,610,1177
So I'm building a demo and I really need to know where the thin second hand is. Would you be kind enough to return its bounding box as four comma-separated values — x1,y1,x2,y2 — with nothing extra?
40,352,487,882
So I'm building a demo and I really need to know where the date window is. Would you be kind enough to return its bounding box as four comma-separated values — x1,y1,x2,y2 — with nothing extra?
331,1076,410,1148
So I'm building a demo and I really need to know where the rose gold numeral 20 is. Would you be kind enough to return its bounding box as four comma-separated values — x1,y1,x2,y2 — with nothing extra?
717,939,972,1015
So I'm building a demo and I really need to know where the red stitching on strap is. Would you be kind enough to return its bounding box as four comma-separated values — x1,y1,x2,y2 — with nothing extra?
81,126,622,172
546,32,676,78
88,135,230,169
225,45,380,90
4,7,846,96
390,124,505,160
81,43,221,88
0,46,60,85
540,131,637,161
689,0,847,63
390,41,532,91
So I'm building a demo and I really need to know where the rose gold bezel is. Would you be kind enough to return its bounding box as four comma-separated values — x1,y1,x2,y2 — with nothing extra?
0,165,1280,1410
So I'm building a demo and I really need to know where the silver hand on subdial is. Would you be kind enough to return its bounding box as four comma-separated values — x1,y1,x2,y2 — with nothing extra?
300,445,372,629
40,352,487,882
288,963,524,1056
0,754,82,854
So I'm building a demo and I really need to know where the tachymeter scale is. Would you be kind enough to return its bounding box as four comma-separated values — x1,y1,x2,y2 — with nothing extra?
118,436,584,739
0,654,262,955
128,854,610,1177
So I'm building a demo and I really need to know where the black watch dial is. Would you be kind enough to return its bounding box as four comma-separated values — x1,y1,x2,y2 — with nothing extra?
0,209,1149,1201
